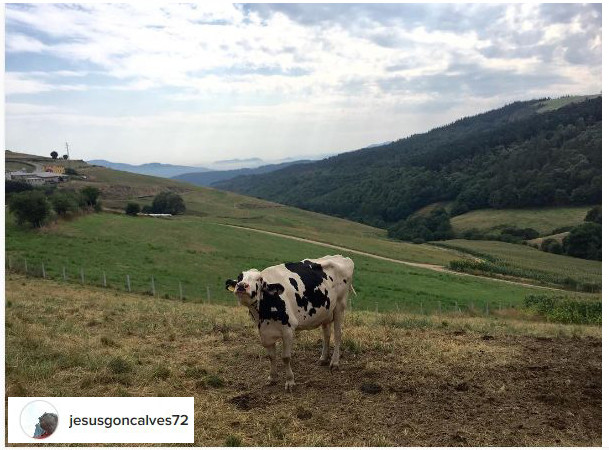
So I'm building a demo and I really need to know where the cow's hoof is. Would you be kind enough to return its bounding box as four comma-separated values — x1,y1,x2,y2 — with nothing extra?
285,380,295,392
318,358,330,366
329,360,339,371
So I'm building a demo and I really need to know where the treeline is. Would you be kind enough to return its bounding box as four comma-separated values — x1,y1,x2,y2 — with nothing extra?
216,97,601,229
6,180,101,228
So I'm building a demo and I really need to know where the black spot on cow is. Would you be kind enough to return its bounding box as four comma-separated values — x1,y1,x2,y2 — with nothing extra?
289,277,299,291
285,260,330,311
343,279,347,284
258,283,290,328
238,273,244,282
308,308,316,316
329,276,333,282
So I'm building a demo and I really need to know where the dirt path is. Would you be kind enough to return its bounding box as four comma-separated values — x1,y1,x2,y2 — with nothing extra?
221,224,563,292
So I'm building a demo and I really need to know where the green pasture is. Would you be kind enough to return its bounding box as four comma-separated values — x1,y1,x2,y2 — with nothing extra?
437,239,602,287
6,212,557,314
450,206,591,236
73,166,458,266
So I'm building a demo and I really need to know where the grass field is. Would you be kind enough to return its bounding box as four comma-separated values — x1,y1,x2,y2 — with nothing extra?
5,276,601,446
450,207,591,236
72,165,460,266
436,239,602,289
6,212,558,314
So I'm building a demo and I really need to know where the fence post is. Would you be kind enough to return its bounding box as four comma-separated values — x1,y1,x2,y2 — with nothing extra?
41,263,46,279
179,281,183,301
420,301,423,315
438,301,442,314
375,302,378,313
126,275,131,292
103,271,107,288
63,266,67,281
206,286,210,303
454,301,460,313
151,276,156,297
8,256,12,271
485,301,489,316
24,258,28,276
80,267,85,284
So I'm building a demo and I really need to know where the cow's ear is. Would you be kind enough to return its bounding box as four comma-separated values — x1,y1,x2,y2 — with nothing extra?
225,279,237,292
263,282,284,296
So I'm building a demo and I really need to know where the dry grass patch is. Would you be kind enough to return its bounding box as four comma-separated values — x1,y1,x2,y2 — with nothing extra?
5,275,601,446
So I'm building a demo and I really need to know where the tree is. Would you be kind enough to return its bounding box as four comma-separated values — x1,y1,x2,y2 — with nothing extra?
50,151,58,159
80,186,101,207
151,191,186,215
50,191,78,216
125,202,141,216
563,223,601,261
62,154,69,160
8,190,51,227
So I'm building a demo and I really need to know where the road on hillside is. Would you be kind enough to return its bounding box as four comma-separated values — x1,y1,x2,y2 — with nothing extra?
220,223,563,292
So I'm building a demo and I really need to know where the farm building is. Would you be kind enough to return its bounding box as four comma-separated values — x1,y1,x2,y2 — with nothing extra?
7,171,67,184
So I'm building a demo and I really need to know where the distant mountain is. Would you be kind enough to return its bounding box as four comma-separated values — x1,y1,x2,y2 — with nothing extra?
215,96,601,233
173,160,311,186
209,158,265,170
87,160,210,178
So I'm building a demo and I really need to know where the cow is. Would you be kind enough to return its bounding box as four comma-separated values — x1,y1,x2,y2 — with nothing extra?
225,255,355,391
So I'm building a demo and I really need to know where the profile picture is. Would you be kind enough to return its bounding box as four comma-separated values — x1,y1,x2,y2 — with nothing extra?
20,400,59,439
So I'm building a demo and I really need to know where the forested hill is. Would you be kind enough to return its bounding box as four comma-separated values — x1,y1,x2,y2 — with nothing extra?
214,96,601,228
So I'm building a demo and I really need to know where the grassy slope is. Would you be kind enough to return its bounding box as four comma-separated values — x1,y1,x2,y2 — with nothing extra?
68,165,468,266
6,212,553,312
5,276,601,446
437,239,601,286
450,206,591,236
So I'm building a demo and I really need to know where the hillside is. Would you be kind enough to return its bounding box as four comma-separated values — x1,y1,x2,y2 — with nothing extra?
172,160,311,186
5,276,602,446
87,160,209,178
214,96,601,230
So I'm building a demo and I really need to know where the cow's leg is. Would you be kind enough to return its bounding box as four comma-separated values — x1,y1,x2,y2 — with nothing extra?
282,330,295,392
265,343,279,385
330,306,345,370
318,323,331,365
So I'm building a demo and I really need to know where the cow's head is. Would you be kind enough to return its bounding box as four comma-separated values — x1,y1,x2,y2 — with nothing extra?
226,269,285,307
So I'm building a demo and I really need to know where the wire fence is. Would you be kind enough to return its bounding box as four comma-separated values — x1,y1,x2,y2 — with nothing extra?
6,255,520,317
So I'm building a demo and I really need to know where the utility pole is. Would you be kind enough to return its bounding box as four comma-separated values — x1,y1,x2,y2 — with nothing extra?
65,141,70,159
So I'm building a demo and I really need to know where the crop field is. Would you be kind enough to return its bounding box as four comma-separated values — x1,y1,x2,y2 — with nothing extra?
5,276,601,446
6,213,552,313
437,239,602,288
450,207,591,236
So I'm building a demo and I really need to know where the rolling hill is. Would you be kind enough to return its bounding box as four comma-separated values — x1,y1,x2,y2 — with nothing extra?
172,160,311,186
214,96,601,233
87,160,209,178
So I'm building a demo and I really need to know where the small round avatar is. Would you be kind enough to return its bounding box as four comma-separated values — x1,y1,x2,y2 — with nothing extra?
20,400,59,439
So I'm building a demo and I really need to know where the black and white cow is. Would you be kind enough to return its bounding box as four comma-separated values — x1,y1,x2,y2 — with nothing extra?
225,255,355,391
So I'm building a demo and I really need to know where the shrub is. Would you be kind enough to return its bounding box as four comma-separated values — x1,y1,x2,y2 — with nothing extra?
81,186,101,207
524,295,601,325
563,223,601,261
50,190,79,216
225,435,242,447
540,238,563,255
125,202,141,216
64,167,78,175
8,190,51,227
108,357,132,374
5,180,33,195
584,205,601,224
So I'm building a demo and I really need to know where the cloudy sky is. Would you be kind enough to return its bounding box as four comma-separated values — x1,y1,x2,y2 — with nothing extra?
5,3,602,166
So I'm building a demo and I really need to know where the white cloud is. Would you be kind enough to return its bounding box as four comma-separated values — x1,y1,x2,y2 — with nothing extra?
4,4,602,163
